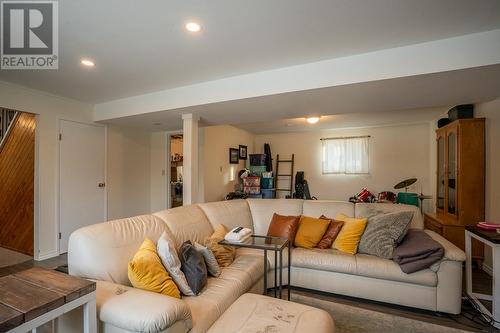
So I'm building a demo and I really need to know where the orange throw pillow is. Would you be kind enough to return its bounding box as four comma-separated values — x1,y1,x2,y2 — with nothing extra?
267,213,300,243
316,215,344,249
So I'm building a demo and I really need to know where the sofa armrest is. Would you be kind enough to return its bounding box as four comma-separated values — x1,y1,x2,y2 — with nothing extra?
96,280,192,333
424,230,466,262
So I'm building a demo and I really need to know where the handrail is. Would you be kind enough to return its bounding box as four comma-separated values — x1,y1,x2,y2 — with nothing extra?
0,109,20,153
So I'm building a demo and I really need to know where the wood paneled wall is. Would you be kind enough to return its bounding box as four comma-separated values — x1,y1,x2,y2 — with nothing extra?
0,112,35,256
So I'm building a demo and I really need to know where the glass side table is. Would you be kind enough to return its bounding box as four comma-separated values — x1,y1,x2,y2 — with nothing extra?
219,235,291,300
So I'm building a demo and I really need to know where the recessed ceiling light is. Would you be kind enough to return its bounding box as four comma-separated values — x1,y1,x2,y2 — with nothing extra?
185,22,201,32
306,116,320,124
81,59,95,67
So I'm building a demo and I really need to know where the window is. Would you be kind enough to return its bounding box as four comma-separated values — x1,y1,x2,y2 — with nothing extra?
322,136,370,174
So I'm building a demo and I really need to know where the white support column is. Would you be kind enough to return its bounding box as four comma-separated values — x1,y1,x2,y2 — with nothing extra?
182,114,200,205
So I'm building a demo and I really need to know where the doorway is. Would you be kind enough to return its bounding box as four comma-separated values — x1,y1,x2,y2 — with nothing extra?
169,134,183,208
0,110,35,264
59,120,106,253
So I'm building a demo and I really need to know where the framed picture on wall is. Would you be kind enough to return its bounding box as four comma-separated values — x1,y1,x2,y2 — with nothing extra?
239,145,248,160
229,148,239,164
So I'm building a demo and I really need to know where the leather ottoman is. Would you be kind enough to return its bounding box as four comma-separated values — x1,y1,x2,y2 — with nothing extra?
207,293,335,333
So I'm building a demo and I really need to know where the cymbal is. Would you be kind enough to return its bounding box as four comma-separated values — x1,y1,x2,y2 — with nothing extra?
394,178,417,190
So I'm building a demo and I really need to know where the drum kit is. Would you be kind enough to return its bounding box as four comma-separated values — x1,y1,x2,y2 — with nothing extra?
393,178,432,212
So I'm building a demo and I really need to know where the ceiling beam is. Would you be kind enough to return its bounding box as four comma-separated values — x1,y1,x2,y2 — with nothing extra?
94,29,500,122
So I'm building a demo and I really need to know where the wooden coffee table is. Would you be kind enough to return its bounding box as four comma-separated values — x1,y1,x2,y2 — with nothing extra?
0,267,96,333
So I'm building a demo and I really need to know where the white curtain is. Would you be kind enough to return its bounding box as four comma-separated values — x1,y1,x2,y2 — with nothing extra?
322,136,369,174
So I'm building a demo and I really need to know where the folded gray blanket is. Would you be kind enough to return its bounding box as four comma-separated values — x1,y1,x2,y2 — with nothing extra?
393,229,444,274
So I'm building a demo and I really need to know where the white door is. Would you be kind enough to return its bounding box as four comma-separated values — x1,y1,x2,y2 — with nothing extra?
59,120,106,253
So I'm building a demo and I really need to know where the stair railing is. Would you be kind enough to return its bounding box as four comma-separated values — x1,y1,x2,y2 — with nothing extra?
0,108,19,153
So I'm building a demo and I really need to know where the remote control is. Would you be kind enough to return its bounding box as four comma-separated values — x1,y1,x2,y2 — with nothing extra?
233,227,243,233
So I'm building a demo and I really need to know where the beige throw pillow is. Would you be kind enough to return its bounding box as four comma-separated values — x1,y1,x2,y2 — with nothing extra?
157,231,194,296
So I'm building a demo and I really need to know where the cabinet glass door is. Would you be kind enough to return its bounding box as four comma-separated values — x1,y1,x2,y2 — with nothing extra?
437,134,445,210
447,130,457,215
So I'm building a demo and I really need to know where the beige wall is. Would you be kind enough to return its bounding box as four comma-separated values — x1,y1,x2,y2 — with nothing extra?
0,81,94,259
202,125,255,202
476,97,500,272
107,126,152,220
255,123,432,205
150,132,167,212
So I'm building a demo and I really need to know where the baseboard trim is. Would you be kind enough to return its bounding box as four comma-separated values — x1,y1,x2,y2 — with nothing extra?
37,250,59,261
482,262,493,276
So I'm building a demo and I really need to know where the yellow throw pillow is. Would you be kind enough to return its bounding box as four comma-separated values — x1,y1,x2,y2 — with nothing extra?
294,215,331,249
128,238,181,298
333,214,368,255
206,224,235,267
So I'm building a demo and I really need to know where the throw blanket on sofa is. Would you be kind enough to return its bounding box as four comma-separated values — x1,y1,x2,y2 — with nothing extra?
393,229,444,274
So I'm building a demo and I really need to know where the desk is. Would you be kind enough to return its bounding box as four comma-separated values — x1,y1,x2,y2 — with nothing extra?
0,267,96,333
465,226,500,328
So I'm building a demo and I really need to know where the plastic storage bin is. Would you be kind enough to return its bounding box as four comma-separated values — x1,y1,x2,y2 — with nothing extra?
261,177,274,189
261,188,276,199
249,154,267,166
243,176,260,187
249,165,267,176
244,186,261,194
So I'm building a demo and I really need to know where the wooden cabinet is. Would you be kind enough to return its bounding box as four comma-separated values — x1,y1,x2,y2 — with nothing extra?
424,118,485,262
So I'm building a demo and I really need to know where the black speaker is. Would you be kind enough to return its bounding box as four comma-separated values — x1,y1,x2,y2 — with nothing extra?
437,118,451,128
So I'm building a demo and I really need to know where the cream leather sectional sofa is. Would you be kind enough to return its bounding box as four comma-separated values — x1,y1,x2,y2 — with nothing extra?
67,199,466,333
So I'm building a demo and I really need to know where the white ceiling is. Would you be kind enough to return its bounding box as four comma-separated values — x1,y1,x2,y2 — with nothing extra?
1,0,500,103
102,64,500,133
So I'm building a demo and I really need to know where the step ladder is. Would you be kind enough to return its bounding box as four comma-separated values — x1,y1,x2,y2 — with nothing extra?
274,154,295,198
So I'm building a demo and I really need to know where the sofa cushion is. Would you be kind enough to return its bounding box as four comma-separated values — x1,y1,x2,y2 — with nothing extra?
183,276,246,333
182,252,264,333
219,252,265,289
206,224,236,267
333,214,368,254
291,248,357,275
358,211,413,259
355,203,423,229
247,199,303,236
291,248,437,287
68,215,168,286
236,248,290,270
179,241,208,295
316,217,344,249
96,280,192,333
355,253,437,287
303,200,355,220
267,213,300,243
157,231,194,296
198,200,254,232
154,205,214,248
128,238,181,298
294,215,330,249
194,242,221,277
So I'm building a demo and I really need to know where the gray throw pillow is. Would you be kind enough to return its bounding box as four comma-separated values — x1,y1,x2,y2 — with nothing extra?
157,231,194,296
179,241,208,295
358,211,414,259
194,242,221,277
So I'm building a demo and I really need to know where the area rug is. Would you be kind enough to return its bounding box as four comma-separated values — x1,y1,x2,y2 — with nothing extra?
291,294,472,333
0,247,31,268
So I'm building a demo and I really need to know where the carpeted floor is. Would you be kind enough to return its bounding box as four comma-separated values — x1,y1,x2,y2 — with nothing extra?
292,293,473,333
0,247,32,268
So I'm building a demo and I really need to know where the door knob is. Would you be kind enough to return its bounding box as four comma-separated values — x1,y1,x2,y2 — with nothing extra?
98,182,106,188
